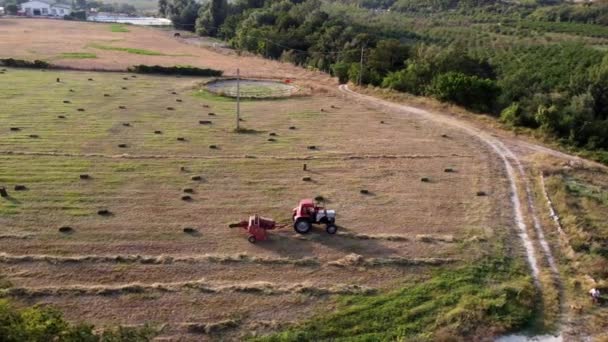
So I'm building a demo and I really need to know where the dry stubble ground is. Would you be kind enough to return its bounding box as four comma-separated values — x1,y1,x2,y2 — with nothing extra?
0,19,512,340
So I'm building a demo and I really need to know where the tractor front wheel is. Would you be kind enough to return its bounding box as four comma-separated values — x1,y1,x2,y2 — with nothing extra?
248,235,257,244
326,224,337,235
294,219,312,234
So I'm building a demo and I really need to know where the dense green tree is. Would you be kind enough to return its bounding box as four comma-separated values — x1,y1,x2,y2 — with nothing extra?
428,71,499,112
158,0,168,16
195,0,228,37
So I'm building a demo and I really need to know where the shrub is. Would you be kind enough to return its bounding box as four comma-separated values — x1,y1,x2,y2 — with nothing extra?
382,62,433,95
0,59,50,69
332,62,350,84
127,65,223,77
64,11,87,21
428,72,500,113
0,299,158,341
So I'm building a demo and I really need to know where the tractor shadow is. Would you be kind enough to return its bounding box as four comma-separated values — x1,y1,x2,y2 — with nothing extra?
308,225,397,256
256,232,316,258
267,225,396,257
2,196,21,205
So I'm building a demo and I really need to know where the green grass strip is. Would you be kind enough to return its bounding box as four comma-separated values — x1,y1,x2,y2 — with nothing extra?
59,52,97,59
88,43,165,56
255,257,536,341
110,24,130,33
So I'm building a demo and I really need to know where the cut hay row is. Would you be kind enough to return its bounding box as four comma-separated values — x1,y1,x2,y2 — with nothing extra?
0,279,376,298
0,252,318,267
0,150,473,161
97,319,288,335
328,253,459,267
334,232,457,243
0,252,456,268
0,234,33,240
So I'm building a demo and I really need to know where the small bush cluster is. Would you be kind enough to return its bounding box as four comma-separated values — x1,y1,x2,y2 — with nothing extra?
0,299,157,341
127,65,223,77
0,59,50,69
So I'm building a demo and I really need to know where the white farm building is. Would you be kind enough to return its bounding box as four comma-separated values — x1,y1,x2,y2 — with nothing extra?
20,0,72,17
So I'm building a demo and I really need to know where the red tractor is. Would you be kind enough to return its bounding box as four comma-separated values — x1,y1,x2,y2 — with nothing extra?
292,198,337,235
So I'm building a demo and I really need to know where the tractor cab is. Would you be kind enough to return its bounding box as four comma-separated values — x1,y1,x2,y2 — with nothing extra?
292,198,337,235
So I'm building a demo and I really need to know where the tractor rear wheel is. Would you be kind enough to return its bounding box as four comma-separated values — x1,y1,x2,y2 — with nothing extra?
248,235,257,243
326,224,337,235
294,219,312,234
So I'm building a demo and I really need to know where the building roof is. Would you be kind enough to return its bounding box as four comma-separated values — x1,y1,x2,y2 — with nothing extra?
21,0,71,8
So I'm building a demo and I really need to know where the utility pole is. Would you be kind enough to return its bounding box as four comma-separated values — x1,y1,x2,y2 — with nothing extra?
359,45,364,86
236,68,240,131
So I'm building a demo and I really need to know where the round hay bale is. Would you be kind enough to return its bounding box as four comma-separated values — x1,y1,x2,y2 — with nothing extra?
122,123,131,127
166,107,175,111
122,87,128,90
77,108,85,112
88,78,94,81
14,185,27,191
131,75,137,78
420,177,430,182
321,108,325,112
80,174,90,180
441,134,449,138
307,146,317,150
380,121,385,124
239,118,244,122
331,105,338,109
56,78,60,82
289,126,296,130
181,195,192,201
119,106,126,109
123,77,129,80
171,91,177,95
63,100,71,104
360,189,370,194
183,188,194,194
269,132,277,136
29,134,39,138
302,177,311,182
476,191,487,196
58,226,73,233
69,89,75,92
177,137,186,141
104,94,110,97
10,127,20,131
118,144,128,148
208,112,215,116
209,145,218,149
191,175,202,181
154,130,162,134
97,209,111,216
58,115,66,119
268,138,276,142
183,227,197,234
176,99,182,102
444,168,454,173
199,120,212,125
314,195,325,202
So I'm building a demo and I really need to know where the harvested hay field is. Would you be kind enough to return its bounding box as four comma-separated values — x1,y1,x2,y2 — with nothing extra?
0,18,331,82
0,65,510,339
